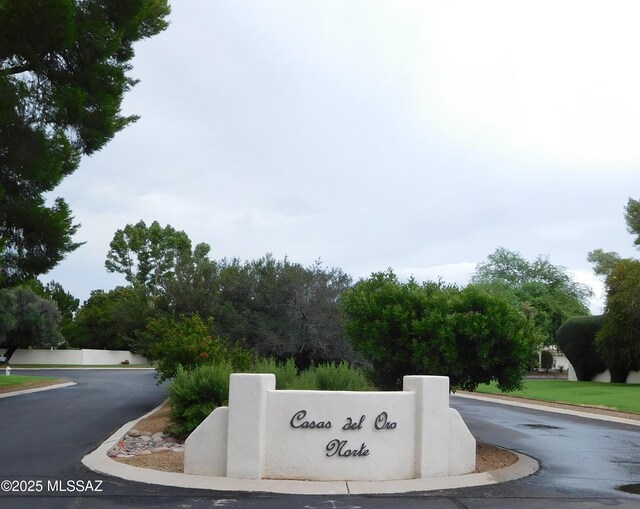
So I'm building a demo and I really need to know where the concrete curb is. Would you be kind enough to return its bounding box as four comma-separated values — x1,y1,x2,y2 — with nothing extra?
82,401,539,495
0,381,77,399
454,393,640,427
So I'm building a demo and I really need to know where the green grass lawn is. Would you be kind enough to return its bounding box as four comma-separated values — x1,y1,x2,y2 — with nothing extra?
0,374,59,390
7,364,153,368
475,379,640,414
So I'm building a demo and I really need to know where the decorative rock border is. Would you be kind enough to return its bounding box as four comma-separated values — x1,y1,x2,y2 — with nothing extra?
107,429,184,458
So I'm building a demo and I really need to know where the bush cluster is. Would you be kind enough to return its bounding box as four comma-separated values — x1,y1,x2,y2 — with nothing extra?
168,359,373,437
169,362,233,437
540,350,554,371
340,271,541,391
140,314,254,382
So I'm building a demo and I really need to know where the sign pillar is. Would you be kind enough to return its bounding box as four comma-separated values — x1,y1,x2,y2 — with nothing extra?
403,375,449,477
226,373,275,479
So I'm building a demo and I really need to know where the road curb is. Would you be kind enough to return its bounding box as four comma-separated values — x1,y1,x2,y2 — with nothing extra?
454,393,640,427
82,402,539,495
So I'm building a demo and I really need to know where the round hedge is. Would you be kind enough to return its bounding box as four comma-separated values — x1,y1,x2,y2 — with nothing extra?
556,315,606,381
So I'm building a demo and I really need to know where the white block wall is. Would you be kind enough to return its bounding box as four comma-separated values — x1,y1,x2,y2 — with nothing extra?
185,374,476,481
0,348,147,365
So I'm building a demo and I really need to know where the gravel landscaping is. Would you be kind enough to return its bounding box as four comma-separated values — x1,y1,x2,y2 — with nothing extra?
111,402,518,475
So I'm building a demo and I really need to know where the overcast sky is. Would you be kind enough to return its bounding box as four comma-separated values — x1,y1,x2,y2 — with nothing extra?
45,1,640,313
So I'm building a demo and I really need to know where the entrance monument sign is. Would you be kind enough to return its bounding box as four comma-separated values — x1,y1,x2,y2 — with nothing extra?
185,374,476,481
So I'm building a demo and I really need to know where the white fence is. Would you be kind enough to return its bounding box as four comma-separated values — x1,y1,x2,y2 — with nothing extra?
0,348,147,365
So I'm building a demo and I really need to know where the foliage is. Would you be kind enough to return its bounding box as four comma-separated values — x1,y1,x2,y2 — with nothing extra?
0,0,170,285
168,362,233,438
105,220,194,295
0,286,62,361
587,249,623,278
625,198,640,247
41,281,79,326
340,270,540,391
212,255,356,369
587,197,640,381
0,288,17,339
65,287,152,350
596,259,640,382
298,362,375,391
141,314,231,382
102,221,357,369
470,247,592,345
556,315,606,381
587,198,640,279
168,358,374,437
157,242,220,317
22,279,79,330
251,357,300,389
540,350,553,371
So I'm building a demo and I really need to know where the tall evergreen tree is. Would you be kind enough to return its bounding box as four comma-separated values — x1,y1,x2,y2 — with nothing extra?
0,0,170,286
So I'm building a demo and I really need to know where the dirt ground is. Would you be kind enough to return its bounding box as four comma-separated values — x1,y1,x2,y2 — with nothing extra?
114,403,519,474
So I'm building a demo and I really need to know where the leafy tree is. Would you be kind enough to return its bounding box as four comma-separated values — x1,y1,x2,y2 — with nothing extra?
139,314,252,383
587,197,640,381
42,280,79,327
0,286,62,361
624,198,640,247
21,279,79,328
214,255,355,368
0,289,17,342
340,270,540,391
157,242,220,317
0,0,170,286
595,259,640,382
471,247,592,345
105,220,193,295
587,197,640,279
66,286,153,350
587,248,623,278
103,221,357,367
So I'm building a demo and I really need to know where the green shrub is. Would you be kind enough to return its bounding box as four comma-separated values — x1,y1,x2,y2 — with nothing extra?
556,315,606,381
251,357,300,389
142,314,228,382
141,314,254,382
168,362,233,437
228,340,256,372
299,362,375,391
540,350,554,371
169,358,375,437
341,272,541,391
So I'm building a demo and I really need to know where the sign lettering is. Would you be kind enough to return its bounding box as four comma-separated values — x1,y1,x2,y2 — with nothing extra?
289,410,397,458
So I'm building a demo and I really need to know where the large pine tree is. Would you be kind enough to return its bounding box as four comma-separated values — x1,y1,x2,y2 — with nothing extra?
0,0,170,286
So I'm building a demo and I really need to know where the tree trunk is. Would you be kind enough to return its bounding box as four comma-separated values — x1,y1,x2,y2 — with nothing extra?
2,345,18,363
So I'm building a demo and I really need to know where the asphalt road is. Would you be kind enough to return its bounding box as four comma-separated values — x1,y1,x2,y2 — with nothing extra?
1,370,639,508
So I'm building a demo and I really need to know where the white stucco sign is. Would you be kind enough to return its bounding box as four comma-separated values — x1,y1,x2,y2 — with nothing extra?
185,374,476,481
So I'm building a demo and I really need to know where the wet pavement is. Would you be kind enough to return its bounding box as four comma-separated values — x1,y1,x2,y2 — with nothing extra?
449,395,640,498
1,370,639,508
